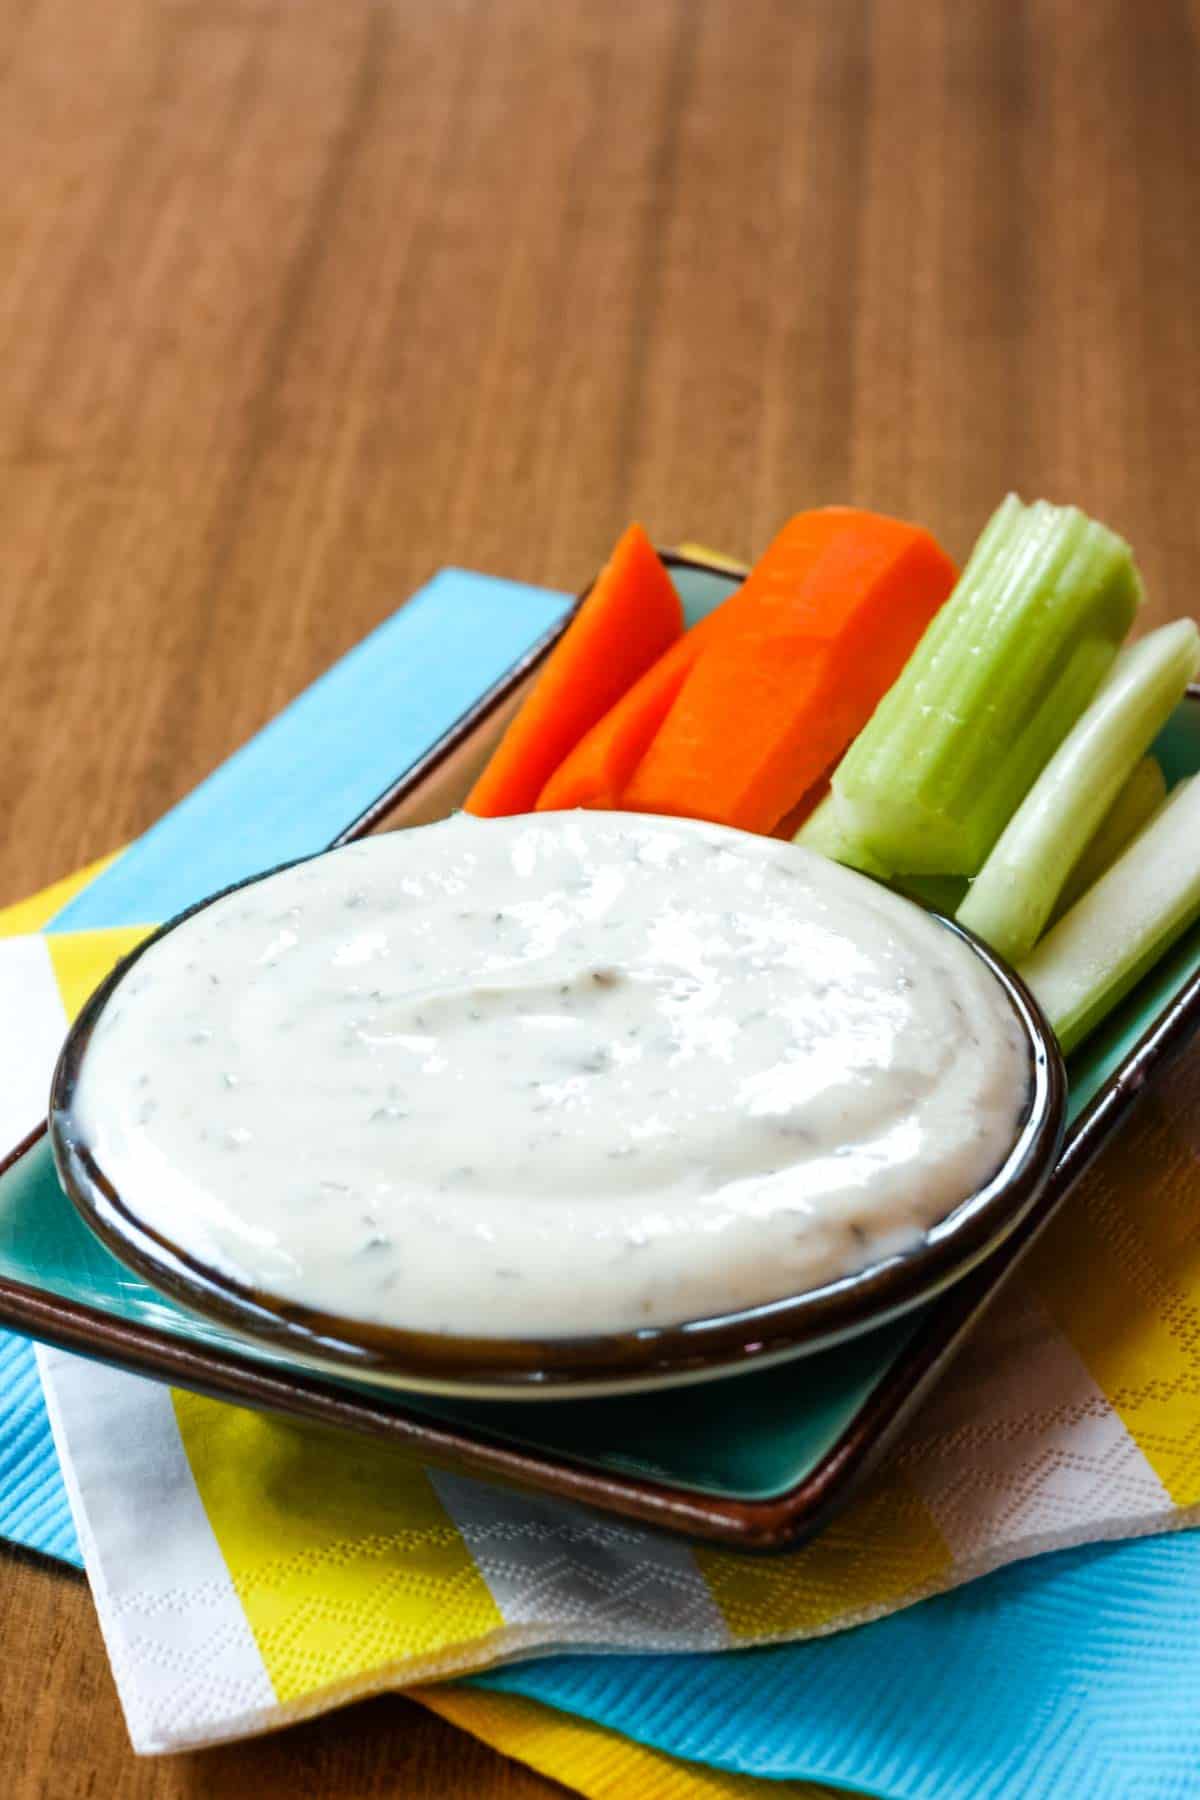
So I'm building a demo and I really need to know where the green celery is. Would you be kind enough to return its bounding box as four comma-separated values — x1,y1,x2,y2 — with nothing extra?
1019,774,1200,1053
1050,753,1166,923
831,496,1144,874
957,620,1200,962
793,793,892,879
793,801,967,910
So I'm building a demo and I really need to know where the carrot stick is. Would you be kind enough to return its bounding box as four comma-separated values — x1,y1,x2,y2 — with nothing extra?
620,514,956,834
535,633,696,812
771,775,830,840
621,632,858,835
536,510,856,813
464,523,683,818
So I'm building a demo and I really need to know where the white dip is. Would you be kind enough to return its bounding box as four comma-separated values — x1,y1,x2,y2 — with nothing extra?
72,812,1030,1339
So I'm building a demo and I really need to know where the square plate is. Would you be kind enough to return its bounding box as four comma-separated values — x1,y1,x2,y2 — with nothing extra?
4,553,1200,1549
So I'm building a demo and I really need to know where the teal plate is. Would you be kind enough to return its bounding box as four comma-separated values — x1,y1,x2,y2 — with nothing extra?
3,554,1200,1549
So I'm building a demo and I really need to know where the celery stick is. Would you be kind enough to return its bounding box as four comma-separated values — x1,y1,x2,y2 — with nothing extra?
957,620,1200,961
1050,753,1166,922
1019,774,1200,1053
832,497,1144,874
793,793,892,879
793,803,964,908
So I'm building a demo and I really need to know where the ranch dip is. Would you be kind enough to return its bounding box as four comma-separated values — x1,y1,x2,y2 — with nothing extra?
71,812,1031,1339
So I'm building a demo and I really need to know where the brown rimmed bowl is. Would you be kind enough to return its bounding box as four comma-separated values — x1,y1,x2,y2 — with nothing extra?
47,849,1066,1402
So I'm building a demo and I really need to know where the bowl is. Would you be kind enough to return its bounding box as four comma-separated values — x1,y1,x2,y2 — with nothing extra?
48,859,1067,1401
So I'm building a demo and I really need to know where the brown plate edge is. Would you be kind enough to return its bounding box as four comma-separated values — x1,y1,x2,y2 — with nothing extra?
1,555,1197,1548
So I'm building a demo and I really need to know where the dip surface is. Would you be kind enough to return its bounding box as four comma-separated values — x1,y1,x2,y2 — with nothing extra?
71,813,1031,1339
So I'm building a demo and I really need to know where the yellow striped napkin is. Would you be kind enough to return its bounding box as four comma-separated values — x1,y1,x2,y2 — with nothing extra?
5,858,1200,1778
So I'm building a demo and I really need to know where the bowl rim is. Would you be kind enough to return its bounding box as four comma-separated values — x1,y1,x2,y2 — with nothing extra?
48,832,1067,1397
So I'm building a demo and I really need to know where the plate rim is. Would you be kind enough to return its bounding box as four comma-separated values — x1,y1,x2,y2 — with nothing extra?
3,554,1199,1549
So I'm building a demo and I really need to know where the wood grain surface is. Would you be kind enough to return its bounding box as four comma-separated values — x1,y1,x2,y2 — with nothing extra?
3,0,1200,1793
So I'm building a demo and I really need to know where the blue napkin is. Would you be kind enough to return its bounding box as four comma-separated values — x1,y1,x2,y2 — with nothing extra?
0,1335,78,1563
474,1531,1200,1797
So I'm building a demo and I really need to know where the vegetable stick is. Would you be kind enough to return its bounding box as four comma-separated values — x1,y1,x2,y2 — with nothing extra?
833,497,1144,874
535,633,697,812
794,792,892,876
465,523,682,817
1020,774,1200,1053
958,620,1200,962
772,776,830,840
536,510,859,813
1049,754,1166,923
618,513,956,834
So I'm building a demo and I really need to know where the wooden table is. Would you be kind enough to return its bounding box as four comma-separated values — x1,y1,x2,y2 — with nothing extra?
3,0,1198,1792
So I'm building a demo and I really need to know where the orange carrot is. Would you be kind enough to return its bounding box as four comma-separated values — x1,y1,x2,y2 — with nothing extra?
536,510,854,812
706,508,889,634
463,523,683,817
771,775,830,840
622,630,862,834
620,514,956,834
536,634,697,811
